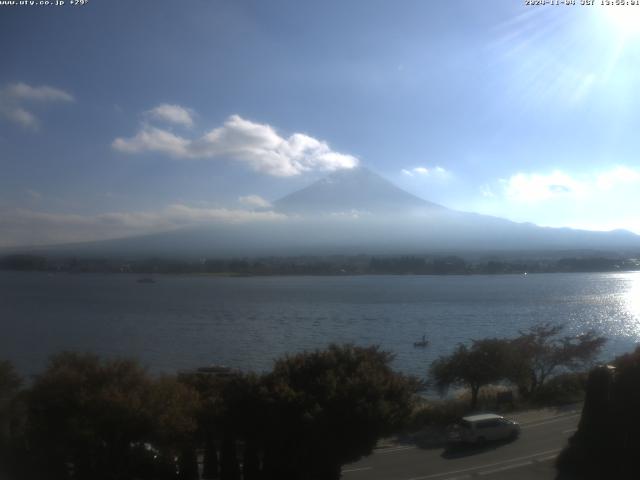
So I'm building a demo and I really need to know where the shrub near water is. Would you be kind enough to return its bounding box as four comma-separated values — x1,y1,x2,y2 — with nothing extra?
17,352,200,480
429,323,605,410
254,344,420,480
1,345,419,480
0,360,23,477
529,372,587,406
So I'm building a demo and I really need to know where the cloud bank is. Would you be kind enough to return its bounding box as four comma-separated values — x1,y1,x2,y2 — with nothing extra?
498,167,640,204
238,194,272,209
0,82,74,129
502,171,585,203
113,110,359,176
476,166,640,233
0,204,286,248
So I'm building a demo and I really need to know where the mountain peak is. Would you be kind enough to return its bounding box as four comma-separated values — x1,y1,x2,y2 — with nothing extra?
273,166,444,214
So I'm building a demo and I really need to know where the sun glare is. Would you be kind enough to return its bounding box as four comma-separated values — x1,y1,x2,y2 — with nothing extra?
602,4,640,37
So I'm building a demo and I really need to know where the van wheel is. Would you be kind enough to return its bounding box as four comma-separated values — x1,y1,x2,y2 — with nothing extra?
477,437,487,447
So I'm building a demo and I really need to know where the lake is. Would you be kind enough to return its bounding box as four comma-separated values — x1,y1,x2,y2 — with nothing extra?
1,271,639,380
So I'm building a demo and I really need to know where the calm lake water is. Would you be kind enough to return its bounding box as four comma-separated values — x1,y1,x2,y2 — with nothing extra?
1,271,639,380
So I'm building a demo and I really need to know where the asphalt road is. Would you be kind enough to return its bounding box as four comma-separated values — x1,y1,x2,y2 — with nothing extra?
342,412,580,480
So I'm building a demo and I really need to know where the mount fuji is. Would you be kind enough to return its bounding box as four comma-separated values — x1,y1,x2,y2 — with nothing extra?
273,167,443,215
13,166,640,258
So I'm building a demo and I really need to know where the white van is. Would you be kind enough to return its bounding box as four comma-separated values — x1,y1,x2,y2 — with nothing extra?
449,413,520,445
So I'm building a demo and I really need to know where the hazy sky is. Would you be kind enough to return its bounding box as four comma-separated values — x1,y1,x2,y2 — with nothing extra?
2,0,640,246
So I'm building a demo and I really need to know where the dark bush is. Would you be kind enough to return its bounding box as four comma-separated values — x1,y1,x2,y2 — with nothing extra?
556,347,640,479
530,372,587,406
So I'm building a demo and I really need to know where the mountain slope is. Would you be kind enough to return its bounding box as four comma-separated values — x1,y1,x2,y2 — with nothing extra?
273,167,444,214
8,167,640,258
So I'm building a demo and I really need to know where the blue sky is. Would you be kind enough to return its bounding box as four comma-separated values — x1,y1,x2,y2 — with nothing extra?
2,0,640,246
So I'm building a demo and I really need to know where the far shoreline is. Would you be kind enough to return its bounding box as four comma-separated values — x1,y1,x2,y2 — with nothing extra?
2,251,640,276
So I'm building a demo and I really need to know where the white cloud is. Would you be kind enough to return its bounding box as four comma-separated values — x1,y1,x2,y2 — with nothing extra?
0,82,74,129
161,204,284,224
500,171,587,203
498,166,640,204
476,166,640,233
401,166,450,179
595,166,640,190
0,204,286,247
145,103,195,127
112,126,191,157
238,194,271,209
113,113,359,177
4,107,38,128
326,209,369,219
4,83,74,102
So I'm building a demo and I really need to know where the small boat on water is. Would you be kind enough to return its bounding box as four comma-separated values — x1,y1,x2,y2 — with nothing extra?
414,334,429,348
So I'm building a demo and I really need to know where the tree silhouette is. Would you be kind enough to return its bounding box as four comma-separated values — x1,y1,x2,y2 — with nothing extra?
0,361,23,478
430,338,511,410
258,344,418,480
557,347,640,479
509,323,606,397
24,352,199,480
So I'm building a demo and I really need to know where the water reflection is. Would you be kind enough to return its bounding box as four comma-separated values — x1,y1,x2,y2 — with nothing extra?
623,272,640,336
2,271,640,378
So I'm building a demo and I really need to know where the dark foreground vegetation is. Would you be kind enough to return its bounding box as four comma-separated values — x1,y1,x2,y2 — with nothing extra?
0,345,419,480
0,326,629,479
2,252,640,275
429,323,606,410
556,346,640,479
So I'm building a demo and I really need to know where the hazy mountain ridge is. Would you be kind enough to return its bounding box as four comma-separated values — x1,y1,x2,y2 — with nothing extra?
5,167,640,258
273,167,444,214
